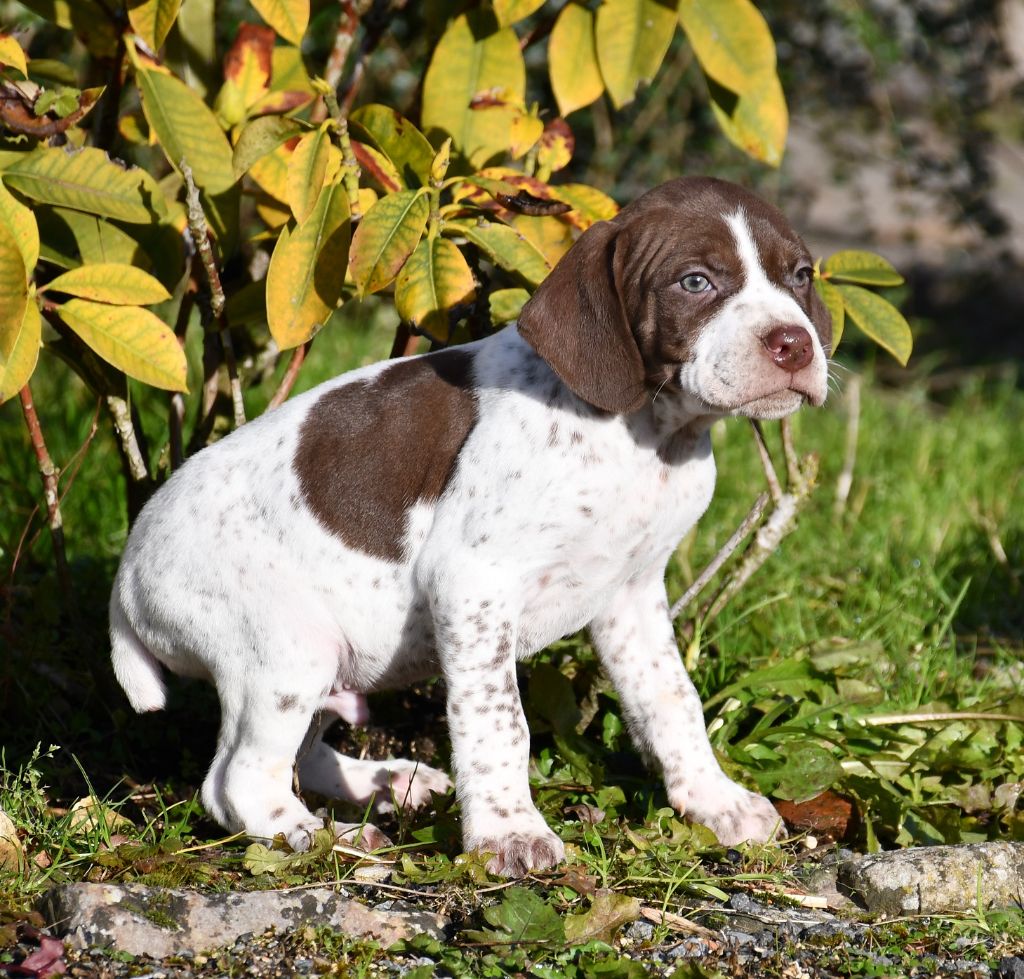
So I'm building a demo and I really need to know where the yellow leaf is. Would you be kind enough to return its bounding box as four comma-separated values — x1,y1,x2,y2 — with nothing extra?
250,0,308,46
45,263,171,305
489,287,530,324
447,218,550,286
550,182,619,229
287,126,329,223
0,33,28,76
835,284,913,366
0,177,39,275
54,207,145,268
824,250,904,287
266,179,350,349
595,0,677,109
349,190,429,296
395,236,475,343
549,3,604,117
677,0,775,94
494,0,545,27
131,50,236,195
0,221,34,403
350,104,435,188
708,71,787,167
57,298,188,390
248,140,296,203
127,0,182,50
815,277,845,354
509,111,544,159
510,213,574,267
1,146,165,224
422,12,525,168
216,23,274,126
233,116,303,180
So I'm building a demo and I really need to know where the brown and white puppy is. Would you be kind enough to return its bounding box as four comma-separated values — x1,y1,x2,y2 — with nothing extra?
111,177,831,876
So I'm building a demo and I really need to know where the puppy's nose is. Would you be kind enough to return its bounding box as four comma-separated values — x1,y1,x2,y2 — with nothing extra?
762,325,814,373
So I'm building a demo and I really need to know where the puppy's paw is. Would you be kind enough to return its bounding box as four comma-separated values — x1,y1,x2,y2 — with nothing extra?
469,826,566,877
374,761,453,814
686,785,787,846
284,817,391,853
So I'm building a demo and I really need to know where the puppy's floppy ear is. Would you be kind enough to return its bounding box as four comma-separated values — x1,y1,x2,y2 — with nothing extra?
517,220,646,413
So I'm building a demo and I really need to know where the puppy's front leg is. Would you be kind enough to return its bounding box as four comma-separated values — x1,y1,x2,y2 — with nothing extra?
434,591,565,877
589,568,785,846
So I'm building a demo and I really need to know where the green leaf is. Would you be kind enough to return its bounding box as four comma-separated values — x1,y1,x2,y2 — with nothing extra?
127,0,181,50
0,178,39,274
232,115,303,180
250,0,308,45
395,236,476,343
51,208,144,268
57,297,188,391
1,146,165,224
677,0,776,94
708,72,787,167
824,249,904,287
266,178,350,349
45,264,171,305
758,743,845,803
549,4,604,116
286,125,329,223
494,0,544,26
489,287,530,324
595,0,677,109
836,284,913,366
815,277,845,353
348,189,429,296
422,12,525,168
564,889,641,945
447,218,550,286
0,220,33,403
350,104,434,188
467,887,564,944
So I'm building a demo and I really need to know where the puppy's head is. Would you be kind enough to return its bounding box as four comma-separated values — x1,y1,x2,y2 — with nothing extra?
517,176,831,420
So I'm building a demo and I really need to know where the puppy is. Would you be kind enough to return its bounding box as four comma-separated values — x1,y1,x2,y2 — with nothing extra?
111,177,830,876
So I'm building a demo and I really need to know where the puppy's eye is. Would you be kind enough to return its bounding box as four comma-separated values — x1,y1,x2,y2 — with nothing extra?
794,266,813,287
680,273,711,293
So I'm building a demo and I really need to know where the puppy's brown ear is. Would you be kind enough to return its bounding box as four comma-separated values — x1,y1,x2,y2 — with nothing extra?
517,220,646,413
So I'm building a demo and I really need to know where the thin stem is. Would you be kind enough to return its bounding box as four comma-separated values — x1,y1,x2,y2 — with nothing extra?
19,384,72,601
311,0,359,124
834,374,861,516
106,394,149,482
268,340,311,410
750,420,783,502
780,417,801,488
389,323,421,359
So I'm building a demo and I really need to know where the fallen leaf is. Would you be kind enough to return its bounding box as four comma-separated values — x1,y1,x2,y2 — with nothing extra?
773,790,855,842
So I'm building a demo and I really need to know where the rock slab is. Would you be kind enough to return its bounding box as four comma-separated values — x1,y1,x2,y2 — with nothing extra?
839,841,1024,915
42,882,448,958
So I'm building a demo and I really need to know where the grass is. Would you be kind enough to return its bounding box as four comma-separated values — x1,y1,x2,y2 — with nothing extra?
1,314,1023,975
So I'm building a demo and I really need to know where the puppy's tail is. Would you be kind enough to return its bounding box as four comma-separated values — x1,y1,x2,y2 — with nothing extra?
110,598,166,713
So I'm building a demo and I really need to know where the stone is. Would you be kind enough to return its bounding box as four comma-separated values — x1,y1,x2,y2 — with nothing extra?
722,893,836,939
41,882,448,958
998,956,1024,979
839,842,1024,916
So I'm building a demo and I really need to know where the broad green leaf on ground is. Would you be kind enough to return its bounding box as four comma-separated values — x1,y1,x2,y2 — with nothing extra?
708,71,788,167
1,146,165,223
824,249,904,287
0,178,39,274
549,182,619,229
127,0,181,50
0,220,33,403
677,0,775,93
447,218,550,286
549,2,604,116
350,105,435,189
349,189,429,295
0,33,28,76
422,12,525,168
232,115,303,179
489,287,530,324
132,53,235,195
755,742,846,803
0,293,40,404
266,178,350,349
250,0,308,45
494,0,544,26
815,277,845,353
57,298,187,391
835,284,913,365
286,126,329,223
216,23,274,126
595,0,677,109
45,264,171,305
395,235,476,342
564,890,641,945
465,887,565,944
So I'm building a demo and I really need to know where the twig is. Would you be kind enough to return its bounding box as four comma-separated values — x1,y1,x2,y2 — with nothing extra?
780,417,801,488
182,159,246,429
389,323,421,358
92,34,126,151
834,374,861,517
106,394,149,482
19,384,72,602
860,710,1024,726
671,492,769,621
267,340,311,409
338,0,391,116
168,293,193,469
639,905,717,939
311,0,360,124
750,420,782,502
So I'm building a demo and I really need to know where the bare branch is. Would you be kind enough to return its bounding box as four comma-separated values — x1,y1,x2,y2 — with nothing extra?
834,374,861,517
311,0,360,124
780,416,801,488
750,420,783,502
671,492,769,621
268,341,312,410
106,394,149,482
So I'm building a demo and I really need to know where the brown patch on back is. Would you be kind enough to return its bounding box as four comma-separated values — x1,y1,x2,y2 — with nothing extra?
294,349,477,561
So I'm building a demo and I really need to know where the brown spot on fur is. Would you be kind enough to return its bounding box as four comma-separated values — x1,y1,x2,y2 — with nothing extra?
276,694,298,711
294,349,477,561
